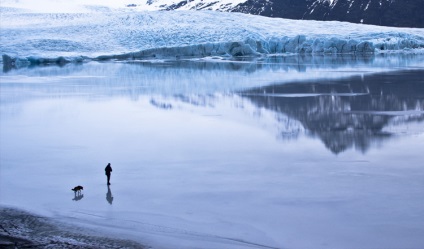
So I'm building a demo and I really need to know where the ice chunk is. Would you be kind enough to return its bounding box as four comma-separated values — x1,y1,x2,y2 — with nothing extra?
2,54,85,71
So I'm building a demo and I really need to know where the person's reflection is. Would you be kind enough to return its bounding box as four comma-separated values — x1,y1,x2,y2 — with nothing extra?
106,185,113,205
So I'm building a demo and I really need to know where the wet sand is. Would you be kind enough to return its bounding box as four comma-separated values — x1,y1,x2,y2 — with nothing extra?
0,207,147,249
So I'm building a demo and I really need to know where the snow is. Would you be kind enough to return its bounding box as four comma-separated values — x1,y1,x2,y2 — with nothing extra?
138,0,247,11
1,0,424,67
0,0,248,12
312,0,338,8
365,0,372,10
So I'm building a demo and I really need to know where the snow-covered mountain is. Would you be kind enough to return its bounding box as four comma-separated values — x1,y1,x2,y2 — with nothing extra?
132,0,423,28
1,0,421,27
302,0,424,28
139,0,247,11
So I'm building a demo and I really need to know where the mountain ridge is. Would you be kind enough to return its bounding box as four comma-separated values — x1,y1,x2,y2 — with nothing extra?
135,0,423,28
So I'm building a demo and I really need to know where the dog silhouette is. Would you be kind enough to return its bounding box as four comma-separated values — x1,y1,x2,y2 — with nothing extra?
72,185,84,194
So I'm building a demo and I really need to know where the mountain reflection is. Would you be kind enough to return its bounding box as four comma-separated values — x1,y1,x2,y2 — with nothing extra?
241,70,424,154
1,56,423,155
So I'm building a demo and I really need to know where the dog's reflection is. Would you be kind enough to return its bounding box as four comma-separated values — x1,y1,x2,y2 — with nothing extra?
72,192,84,201
106,185,113,205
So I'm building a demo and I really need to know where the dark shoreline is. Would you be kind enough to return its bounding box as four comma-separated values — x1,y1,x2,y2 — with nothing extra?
0,207,147,249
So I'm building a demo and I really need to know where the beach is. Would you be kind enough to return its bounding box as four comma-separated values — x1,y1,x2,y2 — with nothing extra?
0,207,147,249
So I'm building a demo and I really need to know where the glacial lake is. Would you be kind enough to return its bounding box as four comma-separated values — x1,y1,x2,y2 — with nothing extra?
1,54,424,249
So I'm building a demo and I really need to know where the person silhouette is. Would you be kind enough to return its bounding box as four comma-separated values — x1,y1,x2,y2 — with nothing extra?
105,163,112,185
106,185,113,205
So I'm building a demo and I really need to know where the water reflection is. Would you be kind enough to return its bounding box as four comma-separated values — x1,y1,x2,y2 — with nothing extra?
1,54,424,99
72,193,84,201
241,70,424,154
2,53,423,74
106,186,113,205
1,55,423,154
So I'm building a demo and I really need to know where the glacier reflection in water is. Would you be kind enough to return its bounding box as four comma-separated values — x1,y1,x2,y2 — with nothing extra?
241,70,424,154
1,54,423,154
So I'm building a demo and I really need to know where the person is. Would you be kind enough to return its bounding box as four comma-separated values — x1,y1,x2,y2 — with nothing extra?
105,163,112,185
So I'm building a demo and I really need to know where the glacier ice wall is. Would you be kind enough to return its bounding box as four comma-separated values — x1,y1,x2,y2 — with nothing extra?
95,34,424,61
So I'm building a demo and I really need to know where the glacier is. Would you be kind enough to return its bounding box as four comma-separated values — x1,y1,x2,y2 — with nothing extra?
1,1,424,68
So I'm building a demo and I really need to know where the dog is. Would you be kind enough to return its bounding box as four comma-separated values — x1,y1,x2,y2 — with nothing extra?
71,185,84,195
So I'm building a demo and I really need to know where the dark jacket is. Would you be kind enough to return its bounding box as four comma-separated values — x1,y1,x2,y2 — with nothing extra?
105,164,112,175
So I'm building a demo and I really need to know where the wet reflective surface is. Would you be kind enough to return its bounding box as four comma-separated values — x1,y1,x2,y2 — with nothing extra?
241,70,424,154
2,54,423,154
1,55,424,249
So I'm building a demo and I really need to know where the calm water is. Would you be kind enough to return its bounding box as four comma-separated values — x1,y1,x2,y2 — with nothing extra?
1,54,424,249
